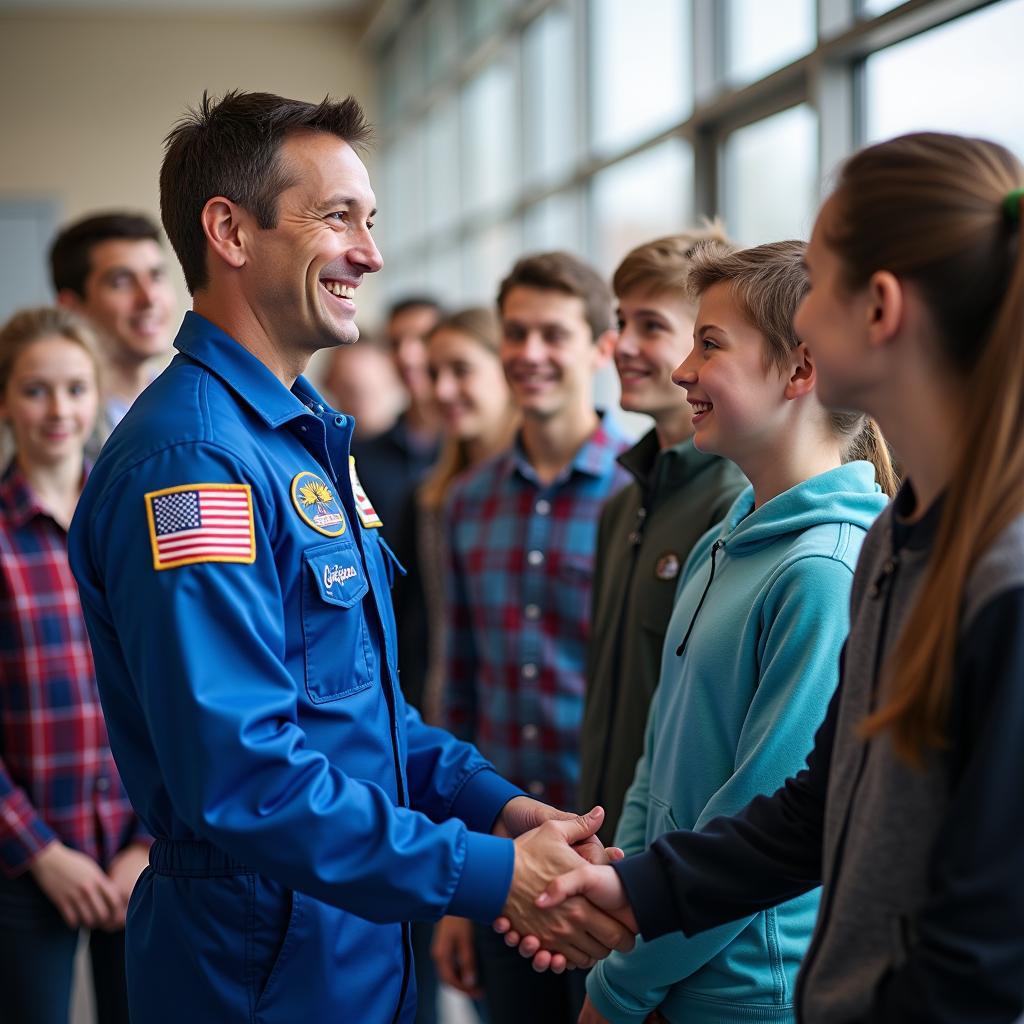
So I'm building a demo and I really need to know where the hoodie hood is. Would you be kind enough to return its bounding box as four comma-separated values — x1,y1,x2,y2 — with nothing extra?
716,461,888,556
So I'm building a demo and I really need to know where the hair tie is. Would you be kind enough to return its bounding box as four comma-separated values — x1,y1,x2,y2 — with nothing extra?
1004,188,1024,223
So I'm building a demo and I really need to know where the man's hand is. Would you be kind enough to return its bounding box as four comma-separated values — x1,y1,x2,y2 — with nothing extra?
106,843,150,928
431,915,482,999
501,809,635,970
29,841,122,931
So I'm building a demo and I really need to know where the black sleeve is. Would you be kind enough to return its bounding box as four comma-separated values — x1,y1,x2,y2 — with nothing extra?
614,651,838,942
853,588,1024,1023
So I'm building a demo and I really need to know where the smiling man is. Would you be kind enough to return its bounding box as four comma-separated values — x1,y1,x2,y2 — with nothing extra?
67,93,634,1024
50,212,176,433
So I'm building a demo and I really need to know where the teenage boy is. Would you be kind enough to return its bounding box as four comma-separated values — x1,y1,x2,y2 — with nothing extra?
50,212,176,431
579,232,747,846
435,252,630,1023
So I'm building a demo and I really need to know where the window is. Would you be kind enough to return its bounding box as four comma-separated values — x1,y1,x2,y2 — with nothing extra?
524,192,582,254
725,0,816,86
724,104,818,244
589,0,692,158
522,6,576,188
864,0,1024,161
591,140,694,274
462,57,517,215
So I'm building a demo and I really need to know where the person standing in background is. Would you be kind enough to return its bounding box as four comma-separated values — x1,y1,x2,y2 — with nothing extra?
439,252,631,1023
49,212,176,436
322,334,407,441
579,230,748,848
0,307,150,1024
350,296,444,541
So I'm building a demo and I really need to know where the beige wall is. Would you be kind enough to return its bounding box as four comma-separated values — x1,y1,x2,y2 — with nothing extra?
0,12,383,333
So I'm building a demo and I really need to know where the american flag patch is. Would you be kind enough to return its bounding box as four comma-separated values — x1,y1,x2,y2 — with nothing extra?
145,483,256,570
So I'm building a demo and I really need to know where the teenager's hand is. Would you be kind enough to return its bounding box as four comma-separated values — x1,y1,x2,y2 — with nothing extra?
501,809,635,969
106,843,150,929
431,916,483,999
29,841,122,930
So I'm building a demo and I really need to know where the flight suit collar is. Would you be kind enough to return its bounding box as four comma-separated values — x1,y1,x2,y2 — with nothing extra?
174,311,324,429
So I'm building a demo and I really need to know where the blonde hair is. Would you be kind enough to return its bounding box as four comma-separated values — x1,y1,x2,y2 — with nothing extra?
0,306,103,395
612,222,733,301
687,240,899,498
419,307,518,510
829,133,1024,765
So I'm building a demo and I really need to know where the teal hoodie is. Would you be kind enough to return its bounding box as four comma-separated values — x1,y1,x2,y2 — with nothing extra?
587,462,888,1024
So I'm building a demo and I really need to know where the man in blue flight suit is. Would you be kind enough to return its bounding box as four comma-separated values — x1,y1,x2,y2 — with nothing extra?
68,90,635,1023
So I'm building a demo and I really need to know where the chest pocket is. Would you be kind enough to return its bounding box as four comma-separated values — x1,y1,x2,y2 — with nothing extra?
301,539,375,702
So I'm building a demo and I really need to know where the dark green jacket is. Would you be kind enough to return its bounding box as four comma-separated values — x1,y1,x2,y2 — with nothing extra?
579,429,747,844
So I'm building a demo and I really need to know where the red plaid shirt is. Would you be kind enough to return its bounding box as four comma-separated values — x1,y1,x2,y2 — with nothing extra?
0,463,145,877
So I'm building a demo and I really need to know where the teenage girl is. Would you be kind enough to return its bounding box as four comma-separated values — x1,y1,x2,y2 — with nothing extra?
535,132,1024,1023
0,307,149,1024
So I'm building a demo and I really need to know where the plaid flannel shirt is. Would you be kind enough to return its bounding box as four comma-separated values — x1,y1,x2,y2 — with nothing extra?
444,415,630,810
0,463,145,877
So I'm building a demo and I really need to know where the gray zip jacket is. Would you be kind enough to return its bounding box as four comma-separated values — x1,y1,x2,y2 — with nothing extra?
616,485,1024,1022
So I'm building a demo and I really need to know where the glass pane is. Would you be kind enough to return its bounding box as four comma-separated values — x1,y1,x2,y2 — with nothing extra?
391,123,425,249
590,0,692,157
860,0,905,16
726,0,816,85
425,97,460,233
425,0,458,87
463,220,523,305
523,6,576,187
724,104,818,245
426,243,464,309
459,0,508,46
864,0,1024,162
524,191,581,254
590,139,694,275
462,57,517,215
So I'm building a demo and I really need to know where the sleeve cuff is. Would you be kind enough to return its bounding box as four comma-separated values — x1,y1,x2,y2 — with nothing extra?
586,963,651,1024
614,849,681,943
0,798,58,878
449,768,525,835
446,828,515,922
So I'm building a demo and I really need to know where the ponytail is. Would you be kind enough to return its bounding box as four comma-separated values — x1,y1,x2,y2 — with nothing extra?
830,134,1024,766
832,412,899,499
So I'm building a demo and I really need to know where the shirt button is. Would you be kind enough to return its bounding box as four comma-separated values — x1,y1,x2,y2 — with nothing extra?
300,425,308,432
95,776,110,792
521,663,538,680
524,603,540,620
335,415,346,427
527,549,545,567
528,780,545,796
521,723,539,741
317,404,325,413
535,499,551,516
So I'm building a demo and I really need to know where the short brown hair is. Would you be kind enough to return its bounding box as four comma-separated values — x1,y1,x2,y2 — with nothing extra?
160,90,372,295
497,251,614,340
612,223,733,302
49,212,162,298
687,240,807,371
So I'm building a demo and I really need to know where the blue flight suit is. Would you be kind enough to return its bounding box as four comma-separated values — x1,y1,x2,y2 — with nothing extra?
69,312,519,1023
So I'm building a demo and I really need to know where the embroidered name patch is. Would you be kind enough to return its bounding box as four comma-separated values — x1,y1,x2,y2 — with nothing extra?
145,483,255,570
349,457,383,529
291,471,346,537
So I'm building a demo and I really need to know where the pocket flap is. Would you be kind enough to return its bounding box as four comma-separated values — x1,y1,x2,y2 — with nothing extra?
305,546,369,608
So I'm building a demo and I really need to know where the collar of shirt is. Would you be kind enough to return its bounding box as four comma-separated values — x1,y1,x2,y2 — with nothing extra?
0,460,88,531
174,311,335,431
617,428,720,494
502,410,628,487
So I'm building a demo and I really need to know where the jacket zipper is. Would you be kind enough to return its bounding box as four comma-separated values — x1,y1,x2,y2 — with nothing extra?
795,553,900,1021
675,539,725,657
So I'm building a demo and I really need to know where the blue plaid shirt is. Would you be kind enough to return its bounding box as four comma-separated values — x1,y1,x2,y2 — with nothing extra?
444,415,630,810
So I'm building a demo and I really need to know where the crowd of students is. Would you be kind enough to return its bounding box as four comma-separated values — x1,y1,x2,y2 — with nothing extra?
1,115,1022,1024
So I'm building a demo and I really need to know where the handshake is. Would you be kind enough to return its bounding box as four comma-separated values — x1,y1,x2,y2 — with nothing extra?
433,799,639,995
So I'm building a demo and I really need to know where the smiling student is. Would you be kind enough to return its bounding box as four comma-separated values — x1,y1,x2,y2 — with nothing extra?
536,132,1024,1024
574,241,895,1024
0,307,150,1024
